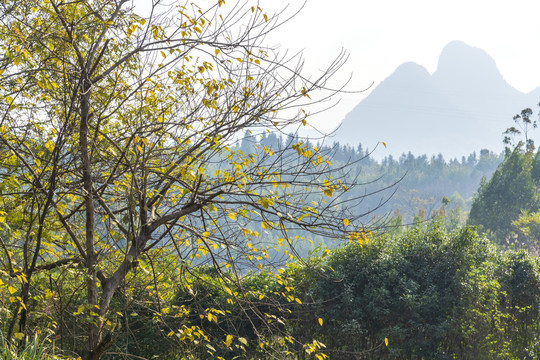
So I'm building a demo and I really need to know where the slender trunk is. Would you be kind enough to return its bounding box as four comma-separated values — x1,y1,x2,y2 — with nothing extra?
8,149,60,343
79,76,100,359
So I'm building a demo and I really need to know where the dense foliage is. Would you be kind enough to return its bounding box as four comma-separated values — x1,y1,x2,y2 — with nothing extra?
290,225,540,359
4,225,532,359
469,145,540,247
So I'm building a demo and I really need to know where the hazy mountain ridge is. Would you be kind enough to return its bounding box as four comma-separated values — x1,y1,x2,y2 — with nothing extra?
334,41,540,159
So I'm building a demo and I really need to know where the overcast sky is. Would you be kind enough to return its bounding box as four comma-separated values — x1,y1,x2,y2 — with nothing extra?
263,0,540,131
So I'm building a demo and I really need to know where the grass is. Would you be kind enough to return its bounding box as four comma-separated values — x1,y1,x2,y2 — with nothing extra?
0,332,67,360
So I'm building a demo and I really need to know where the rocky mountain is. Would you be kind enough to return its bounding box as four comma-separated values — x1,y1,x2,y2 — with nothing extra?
333,41,540,159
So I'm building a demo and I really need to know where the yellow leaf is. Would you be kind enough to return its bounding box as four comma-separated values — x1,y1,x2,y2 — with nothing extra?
215,49,220,56
318,318,323,326
225,334,233,347
238,337,248,345
382,141,387,148
44,138,56,152
343,218,349,226
385,337,389,346
263,14,268,22
8,286,17,294
228,212,236,221
73,305,84,316
208,313,217,323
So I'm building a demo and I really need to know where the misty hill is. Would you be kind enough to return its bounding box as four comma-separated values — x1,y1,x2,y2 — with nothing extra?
334,41,540,159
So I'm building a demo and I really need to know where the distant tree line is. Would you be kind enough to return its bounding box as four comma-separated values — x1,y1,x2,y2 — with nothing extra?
240,131,503,227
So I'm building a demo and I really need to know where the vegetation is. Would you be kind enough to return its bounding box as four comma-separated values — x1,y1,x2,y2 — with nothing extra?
4,220,539,359
13,224,532,360
0,332,62,360
247,131,503,228
0,1,539,359
469,109,540,248
290,225,540,359
0,1,370,359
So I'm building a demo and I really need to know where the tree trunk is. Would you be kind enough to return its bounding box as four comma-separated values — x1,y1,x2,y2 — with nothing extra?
79,76,101,358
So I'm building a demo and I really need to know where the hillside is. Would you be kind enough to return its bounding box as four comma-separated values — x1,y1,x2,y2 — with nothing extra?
334,41,540,159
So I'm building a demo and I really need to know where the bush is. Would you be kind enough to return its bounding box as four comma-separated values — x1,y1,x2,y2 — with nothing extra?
289,225,540,359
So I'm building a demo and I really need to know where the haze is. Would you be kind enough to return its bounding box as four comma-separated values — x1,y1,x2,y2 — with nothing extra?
265,0,540,136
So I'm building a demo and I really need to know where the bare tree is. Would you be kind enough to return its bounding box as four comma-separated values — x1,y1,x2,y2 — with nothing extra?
504,107,538,151
0,1,383,359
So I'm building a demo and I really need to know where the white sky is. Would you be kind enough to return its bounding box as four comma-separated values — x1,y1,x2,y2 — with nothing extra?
263,0,540,131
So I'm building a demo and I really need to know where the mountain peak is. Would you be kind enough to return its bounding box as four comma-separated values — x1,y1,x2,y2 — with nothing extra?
434,41,503,85
393,61,430,77
331,41,535,159
368,61,431,97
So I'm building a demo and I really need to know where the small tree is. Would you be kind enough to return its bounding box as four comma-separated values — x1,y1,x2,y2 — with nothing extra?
503,107,538,152
0,1,381,359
